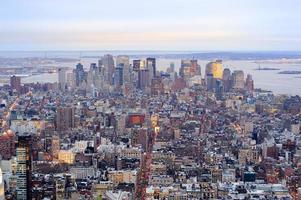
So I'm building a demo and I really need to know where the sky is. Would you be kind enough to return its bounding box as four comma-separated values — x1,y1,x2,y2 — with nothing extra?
0,0,301,51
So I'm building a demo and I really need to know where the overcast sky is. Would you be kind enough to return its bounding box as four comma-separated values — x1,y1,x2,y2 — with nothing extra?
0,0,300,51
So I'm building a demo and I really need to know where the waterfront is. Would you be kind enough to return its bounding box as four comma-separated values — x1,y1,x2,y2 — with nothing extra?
20,58,301,96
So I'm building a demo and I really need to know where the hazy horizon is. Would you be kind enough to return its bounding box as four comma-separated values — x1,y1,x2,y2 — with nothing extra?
1,0,301,51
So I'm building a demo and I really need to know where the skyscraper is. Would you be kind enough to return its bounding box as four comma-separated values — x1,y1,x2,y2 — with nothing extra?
133,60,145,71
179,59,200,79
206,73,214,91
56,106,75,131
205,60,223,79
232,70,245,90
75,63,85,87
10,75,21,93
114,64,124,86
101,54,115,85
179,60,191,79
222,68,232,92
245,74,254,92
146,58,156,78
58,68,66,91
190,59,198,76
169,62,175,73
16,135,32,200
138,69,150,90
116,55,130,83
215,79,224,100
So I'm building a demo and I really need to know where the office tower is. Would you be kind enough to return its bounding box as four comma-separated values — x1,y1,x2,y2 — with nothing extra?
190,59,198,76
0,131,15,160
206,73,214,91
179,60,191,79
101,54,115,85
75,63,85,86
205,60,223,79
114,64,124,86
179,59,200,79
0,168,4,200
215,79,224,100
133,60,145,71
16,135,32,200
232,70,245,90
146,58,156,78
169,62,175,73
138,69,150,90
195,64,201,76
222,68,232,92
133,60,140,71
90,63,97,71
116,55,130,82
10,75,21,93
58,68,66,91
56,106,75,131
245,74,254,92
67,72,76,89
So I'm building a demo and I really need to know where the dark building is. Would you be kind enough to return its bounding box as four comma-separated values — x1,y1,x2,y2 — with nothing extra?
114,64,124,86
215,79,224,100
101,54,115,85
10,75,21,94
55,106,75,131
138,69,150,90
245,74,254,92
16,135,32,200
206,73,214,91
133,60,142,71
146,58,156,78
75,63,85,86
222,68,232,92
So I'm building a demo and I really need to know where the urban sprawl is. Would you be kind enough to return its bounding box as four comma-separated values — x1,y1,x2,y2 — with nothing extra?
0,55,301,200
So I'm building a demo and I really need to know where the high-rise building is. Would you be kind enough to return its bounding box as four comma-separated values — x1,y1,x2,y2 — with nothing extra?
215,79,224,100
58,68,66,91
67,72,76,89
10,75,21,93
245,74,254,92
205,60,223,79
16,135,32,200
169,62,175,73
101,54,115,85
206,73,214,91
138,69,150,90
222,68,232,92
179,59,200,79
55,106,75,131
190,59,198,76
90,63,97,71
232,70,245,90
146,58,156,78
75,63,85,86
179,60,191,79
116,55,130,83
133,59,146,71
114,64,124,86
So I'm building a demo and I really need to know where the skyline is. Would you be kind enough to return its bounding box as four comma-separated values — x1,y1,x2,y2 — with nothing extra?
1,0,301,51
